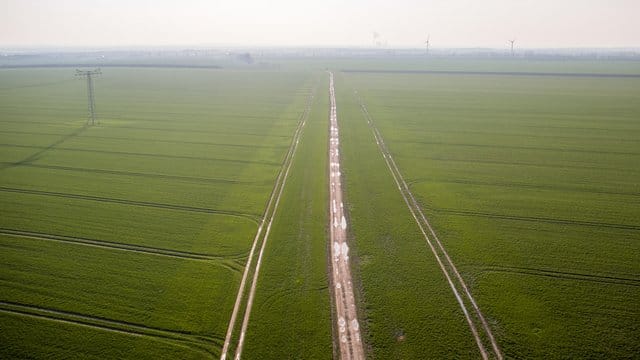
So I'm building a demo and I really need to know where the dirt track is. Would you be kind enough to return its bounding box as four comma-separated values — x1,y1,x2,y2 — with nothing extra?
328,72,365,360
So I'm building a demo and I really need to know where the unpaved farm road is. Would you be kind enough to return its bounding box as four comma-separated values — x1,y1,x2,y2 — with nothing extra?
328,72,365,360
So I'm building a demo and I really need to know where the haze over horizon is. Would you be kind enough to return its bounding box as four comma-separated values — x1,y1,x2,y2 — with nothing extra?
2,0,639,49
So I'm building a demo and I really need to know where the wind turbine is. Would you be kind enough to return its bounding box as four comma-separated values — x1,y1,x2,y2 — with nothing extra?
425,34,431,55
373,31,380,47
508,39,516,56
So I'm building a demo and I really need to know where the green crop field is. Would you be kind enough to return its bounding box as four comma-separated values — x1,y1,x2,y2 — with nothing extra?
0,67,318,358
339,65,640,358
1,58,639,360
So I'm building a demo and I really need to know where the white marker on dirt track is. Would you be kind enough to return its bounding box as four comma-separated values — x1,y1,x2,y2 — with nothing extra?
341,216,347,230
341,243,349,259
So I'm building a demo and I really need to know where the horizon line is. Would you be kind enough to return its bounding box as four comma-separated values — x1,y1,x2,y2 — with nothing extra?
2,44,640,52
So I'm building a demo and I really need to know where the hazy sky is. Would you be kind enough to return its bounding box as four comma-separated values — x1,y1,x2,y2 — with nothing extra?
2,0,639,48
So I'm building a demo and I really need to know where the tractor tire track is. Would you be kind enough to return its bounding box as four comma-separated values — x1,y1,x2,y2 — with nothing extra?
0,143,281,165
398,139,640,156
46,147,280,166
407,178,640,198
0,130,80,137
0,186,260,223
0,79,76,91
0,129,290,146
0,119,78,126
0,162,267,186
93,112,289,123
101,116,297,128
220,87,316,360
0,228,245,265
384,127,640,144
255,285,328,314
396,154,640,174
424,207,640,231
0,301,219,356
75,135,288,148
104,125,292,137
477,265,640,287
0,134,288,149
0,144,279,166
357,94,502,359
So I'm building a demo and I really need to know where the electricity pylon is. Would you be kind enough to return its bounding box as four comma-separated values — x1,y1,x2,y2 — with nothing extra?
508,39,516,57
76,69,101,125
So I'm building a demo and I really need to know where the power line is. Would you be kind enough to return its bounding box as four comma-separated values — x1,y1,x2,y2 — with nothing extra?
75,69,101,125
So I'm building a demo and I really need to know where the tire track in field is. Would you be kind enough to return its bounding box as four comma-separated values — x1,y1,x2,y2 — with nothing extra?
0,128,287,142
0,162,266,186
103,113,295,124
0,143,280,166
75,135,287,149
477,265,640,287
408,178,640,198
255,285,329,311
0,132,288,149
387,127,640,144
105,124,292,137
356,92,502,359
0,186,260,223
113,127,293,139
220,87,316,360
47,147,280,166
398,139,640,156
0,108,78,116
0,228,245,266
0,130,73,137
425,207,640,231
397,154,640,174
0,79,76,91
0,120,61,126
0,301,219,356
